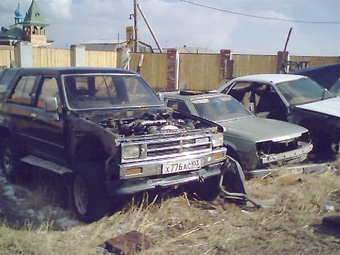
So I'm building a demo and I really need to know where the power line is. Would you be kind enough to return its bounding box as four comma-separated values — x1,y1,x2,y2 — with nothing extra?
179,0,340,24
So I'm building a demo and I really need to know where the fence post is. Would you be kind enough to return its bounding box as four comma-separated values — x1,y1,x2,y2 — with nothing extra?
277,51,289,73
166,48,179,91
70,44,86,66
220,49,232,81
116,48,131,69
15,41,32,67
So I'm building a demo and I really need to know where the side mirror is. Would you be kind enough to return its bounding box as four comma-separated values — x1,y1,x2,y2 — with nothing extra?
44,97,58,112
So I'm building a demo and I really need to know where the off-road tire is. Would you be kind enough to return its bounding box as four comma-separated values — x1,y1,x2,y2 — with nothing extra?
72,161,110,223
0,138,27,183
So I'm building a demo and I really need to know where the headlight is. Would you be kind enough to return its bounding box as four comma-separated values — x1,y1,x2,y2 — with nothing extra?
122,145,141,159
211,133,224,147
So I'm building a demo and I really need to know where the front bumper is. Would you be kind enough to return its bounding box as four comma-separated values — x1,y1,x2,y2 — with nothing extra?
242,143,313,178
259,143,313,164
104,147,226,196
116,147,226,180
105,162,223,195
246,162,331,178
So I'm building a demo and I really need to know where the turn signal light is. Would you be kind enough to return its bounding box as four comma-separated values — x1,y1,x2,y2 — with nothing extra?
126,168,142,175
213,153,225,160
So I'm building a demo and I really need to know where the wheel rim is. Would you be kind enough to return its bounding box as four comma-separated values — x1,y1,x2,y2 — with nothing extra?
3,147,13,178
73,176,88,216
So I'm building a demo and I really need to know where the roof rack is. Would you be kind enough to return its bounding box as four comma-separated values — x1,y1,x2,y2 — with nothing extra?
179,90,207,95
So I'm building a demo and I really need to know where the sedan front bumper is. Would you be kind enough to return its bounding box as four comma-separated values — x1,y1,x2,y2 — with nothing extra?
259,143,313,164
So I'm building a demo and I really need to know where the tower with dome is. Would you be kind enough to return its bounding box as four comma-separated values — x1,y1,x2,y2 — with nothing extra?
0,0,53,47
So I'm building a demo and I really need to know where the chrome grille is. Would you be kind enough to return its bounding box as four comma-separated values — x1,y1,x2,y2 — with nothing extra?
122,135,213,162
146,136,211,158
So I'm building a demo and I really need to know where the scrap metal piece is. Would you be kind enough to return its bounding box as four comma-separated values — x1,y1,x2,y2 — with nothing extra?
220,156,261,208
99,230,151,255
322,215,340,229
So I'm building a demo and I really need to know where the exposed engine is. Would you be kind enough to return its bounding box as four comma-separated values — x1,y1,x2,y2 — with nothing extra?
97,111,203,136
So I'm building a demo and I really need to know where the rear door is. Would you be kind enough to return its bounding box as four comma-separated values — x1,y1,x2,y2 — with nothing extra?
1,70,40,151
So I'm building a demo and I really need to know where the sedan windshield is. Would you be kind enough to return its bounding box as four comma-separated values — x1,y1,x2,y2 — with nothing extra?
192,95,252,121
276,77,334,105
330,79,340,96
63,74,162,110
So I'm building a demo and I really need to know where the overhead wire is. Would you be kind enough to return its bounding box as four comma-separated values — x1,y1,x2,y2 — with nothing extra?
179,0,340,24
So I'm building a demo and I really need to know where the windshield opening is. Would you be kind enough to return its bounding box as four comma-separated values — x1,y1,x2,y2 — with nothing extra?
63,74,161,110
276,77,334,105
192,95,252,121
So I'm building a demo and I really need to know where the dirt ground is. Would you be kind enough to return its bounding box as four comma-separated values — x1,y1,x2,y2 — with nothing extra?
1,159,340,255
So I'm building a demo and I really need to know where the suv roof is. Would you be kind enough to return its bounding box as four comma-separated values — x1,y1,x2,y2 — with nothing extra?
4,67,137,76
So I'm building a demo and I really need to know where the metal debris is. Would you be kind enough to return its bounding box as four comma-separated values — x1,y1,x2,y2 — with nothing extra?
322,216,340,229
98,230,151,255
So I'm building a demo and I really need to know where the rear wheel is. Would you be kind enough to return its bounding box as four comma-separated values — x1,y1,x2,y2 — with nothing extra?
0,138,27,183
72,161,110,223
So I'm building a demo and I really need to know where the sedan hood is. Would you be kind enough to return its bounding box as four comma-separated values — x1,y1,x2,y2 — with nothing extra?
218,117,307,142
295,97,340,118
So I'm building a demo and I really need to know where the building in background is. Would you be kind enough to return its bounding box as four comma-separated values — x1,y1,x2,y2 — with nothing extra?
80,39,153,52
0,0,53,47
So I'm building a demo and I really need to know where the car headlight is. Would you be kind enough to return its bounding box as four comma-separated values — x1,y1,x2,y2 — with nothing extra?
211,133,224,147
122,145,141,159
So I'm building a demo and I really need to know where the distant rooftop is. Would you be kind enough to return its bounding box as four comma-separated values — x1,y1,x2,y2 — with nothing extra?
81,39,126,45
153,46,217,54
175,46,217,54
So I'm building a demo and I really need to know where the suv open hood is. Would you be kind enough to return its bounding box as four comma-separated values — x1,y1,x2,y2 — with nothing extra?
290,63,340,90
295,97,340,118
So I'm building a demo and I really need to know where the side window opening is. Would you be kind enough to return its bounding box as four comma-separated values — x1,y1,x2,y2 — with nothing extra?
231,82,287,121
177,101,190,114
38,77,60,109
9,75,37,105
167,100,190,114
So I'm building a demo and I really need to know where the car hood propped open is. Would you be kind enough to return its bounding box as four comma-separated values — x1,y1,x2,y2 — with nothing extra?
295,97,340,118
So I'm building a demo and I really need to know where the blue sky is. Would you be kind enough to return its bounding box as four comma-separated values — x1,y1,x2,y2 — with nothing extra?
0,0,339,56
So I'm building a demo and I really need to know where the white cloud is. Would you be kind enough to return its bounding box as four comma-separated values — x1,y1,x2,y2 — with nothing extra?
47,0,73,19
0,0,339,56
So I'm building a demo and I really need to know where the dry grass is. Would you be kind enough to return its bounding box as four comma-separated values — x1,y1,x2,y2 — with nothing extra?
1,163,340,254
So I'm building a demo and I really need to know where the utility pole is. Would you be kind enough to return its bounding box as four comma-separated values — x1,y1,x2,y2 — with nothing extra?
133,0,139,52
137,4,163,53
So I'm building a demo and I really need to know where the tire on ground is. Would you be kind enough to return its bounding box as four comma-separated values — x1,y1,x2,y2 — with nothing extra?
72,161,110,223
0,137,27,183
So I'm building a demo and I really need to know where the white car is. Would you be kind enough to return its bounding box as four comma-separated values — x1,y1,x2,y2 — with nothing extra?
217,74,340,161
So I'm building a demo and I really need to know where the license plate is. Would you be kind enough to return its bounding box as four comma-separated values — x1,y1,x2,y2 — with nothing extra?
291,168,304,174
162,159,201,174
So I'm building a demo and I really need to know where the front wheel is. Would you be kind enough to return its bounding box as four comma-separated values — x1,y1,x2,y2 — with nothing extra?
72,162,110,223
0,138,27,183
